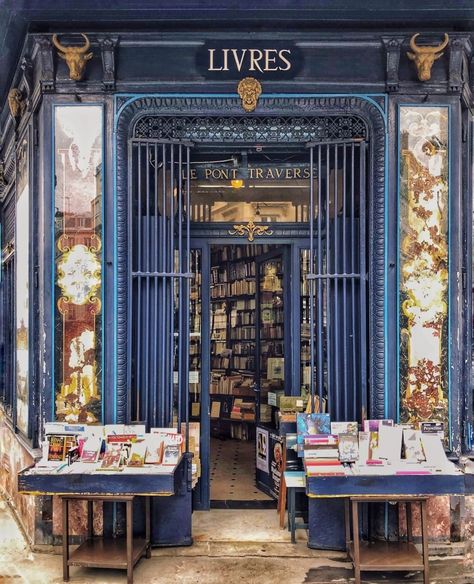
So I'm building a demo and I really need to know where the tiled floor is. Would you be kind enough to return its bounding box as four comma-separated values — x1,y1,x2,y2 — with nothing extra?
210,437,273,501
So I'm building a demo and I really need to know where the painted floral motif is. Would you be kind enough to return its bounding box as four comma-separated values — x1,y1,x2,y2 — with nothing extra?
399,107,449,428
57,244,101,307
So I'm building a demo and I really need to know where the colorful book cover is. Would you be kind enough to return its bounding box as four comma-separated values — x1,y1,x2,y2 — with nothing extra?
297,413,331,441
331,421,358,436
127,441,147,467
47,435,66,461
363,419,394,432
100,444,124,470
81,436,103,463
338,433,359,463
368,431,380,460
162,444,181,466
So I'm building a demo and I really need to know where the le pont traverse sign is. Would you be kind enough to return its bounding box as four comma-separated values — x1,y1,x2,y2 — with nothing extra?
196,41,303,79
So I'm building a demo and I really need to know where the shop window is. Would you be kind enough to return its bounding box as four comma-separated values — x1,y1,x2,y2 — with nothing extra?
399,106,449,434
54,105,103,423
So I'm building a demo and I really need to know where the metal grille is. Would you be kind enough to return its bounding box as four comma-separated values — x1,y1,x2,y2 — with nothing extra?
129,139,191,438
307,140,368,421
134,115,368,143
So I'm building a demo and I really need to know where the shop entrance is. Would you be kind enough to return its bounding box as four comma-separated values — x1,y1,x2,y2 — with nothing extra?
127,117,369,512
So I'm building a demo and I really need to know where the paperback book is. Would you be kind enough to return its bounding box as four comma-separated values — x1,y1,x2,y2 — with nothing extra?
338,433,359,463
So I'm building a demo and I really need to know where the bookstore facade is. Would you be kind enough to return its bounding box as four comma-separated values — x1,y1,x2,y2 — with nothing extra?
0,3,474,550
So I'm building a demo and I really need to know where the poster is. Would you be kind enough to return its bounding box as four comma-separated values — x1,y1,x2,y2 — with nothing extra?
256,427,269,472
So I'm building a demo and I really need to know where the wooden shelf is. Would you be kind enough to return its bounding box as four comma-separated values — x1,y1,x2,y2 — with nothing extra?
68,537,148,569
349,541,424,571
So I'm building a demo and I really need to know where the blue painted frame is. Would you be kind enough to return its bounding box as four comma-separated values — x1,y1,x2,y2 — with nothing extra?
113,93,388,421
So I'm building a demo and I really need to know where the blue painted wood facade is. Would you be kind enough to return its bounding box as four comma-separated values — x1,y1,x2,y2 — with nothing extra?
0,1,473,546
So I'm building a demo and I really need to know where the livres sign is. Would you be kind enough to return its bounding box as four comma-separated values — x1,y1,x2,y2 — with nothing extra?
196,41,303,80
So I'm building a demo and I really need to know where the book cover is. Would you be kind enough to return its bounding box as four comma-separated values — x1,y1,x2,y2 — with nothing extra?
368,431,380,460
338,434,359,463
331,421,358,436
363,419,394,432
128,441,147,467
47,435,66,462
403,429,426,462
100,444,123,471
81,436,103,463
420,421,444,440
145,435,163,464
358,431,370,464
162,444,181,466
297,413,331,440
377,425,403,462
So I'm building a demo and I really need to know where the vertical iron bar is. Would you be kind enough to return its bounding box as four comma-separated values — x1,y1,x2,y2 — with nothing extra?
359,143,368,420
127,141,135,420
351,143,357,419
317,144,324,409
184,145,191,452
334,144,340,420
152,143,159,428
169,144,175,427
177,144,183,432
137,142,142,422
160,143,167,427
144,143,151,425
342,144,348,420
325,143,332,415
309,145,315,412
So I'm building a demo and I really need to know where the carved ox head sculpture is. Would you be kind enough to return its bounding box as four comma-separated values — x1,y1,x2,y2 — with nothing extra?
52,34,93,81
407,33,449,82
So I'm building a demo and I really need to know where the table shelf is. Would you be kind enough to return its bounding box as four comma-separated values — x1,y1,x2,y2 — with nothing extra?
348,541,424,571
68,537,148,570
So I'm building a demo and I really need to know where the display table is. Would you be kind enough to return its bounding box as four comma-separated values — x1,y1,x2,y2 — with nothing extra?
61,494,150,584
18,457,190,581
348,495,429,584
305,472,465,551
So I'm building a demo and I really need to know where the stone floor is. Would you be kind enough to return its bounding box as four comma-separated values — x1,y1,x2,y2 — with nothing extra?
1,497,473,584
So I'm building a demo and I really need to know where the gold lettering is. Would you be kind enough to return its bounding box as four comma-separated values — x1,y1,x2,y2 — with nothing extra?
285,168,292,179
255,168,263,179
249,49,264,72
230,168,238,179
208,49,223,71
266,168,275,179
205,168,213,179
190,169,197,180
222,48,229,71
294,168,301,178
279,49,292,71
264,49,278,71
303,168,310,179
275,168,284,179
231,48,247,72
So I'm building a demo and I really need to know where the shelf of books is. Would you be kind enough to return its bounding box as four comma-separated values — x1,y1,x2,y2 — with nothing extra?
189,250,202,421
208,245,271,440
18,422,202,495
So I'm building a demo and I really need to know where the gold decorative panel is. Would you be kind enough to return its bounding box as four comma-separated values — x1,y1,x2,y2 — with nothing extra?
399,106,449,430
54,106,103,423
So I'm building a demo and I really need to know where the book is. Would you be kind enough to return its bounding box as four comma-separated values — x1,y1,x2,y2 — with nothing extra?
363,419,394,432
128,441,147,467
297,413,331,439
162,444,181,466
420,433,450,469
47,435,67,462
420,421,444,440
368,431,380,461
331,421,358,436
338,433,359,463
210,401,221,419
403,429,425,462
100,444,124,471
80,436,103,463
357,431,370,464
304,447,339,459
377,425,403,462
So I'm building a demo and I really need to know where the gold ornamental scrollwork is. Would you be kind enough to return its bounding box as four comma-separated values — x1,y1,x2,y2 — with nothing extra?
237,77,262,113
229,220,273,242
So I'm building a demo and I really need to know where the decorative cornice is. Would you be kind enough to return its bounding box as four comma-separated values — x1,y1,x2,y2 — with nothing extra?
115,95,387,421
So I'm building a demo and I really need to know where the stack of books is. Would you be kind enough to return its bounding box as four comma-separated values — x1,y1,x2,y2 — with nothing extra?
303,434,345,476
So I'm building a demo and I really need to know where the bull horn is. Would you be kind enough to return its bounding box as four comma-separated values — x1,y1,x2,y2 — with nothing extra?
76,33,91,54
52,33,90,53
52,34,67,53
410,33,449,54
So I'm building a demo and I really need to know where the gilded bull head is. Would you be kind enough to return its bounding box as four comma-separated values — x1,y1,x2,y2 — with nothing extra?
52,34,93,81
407,33,449,82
